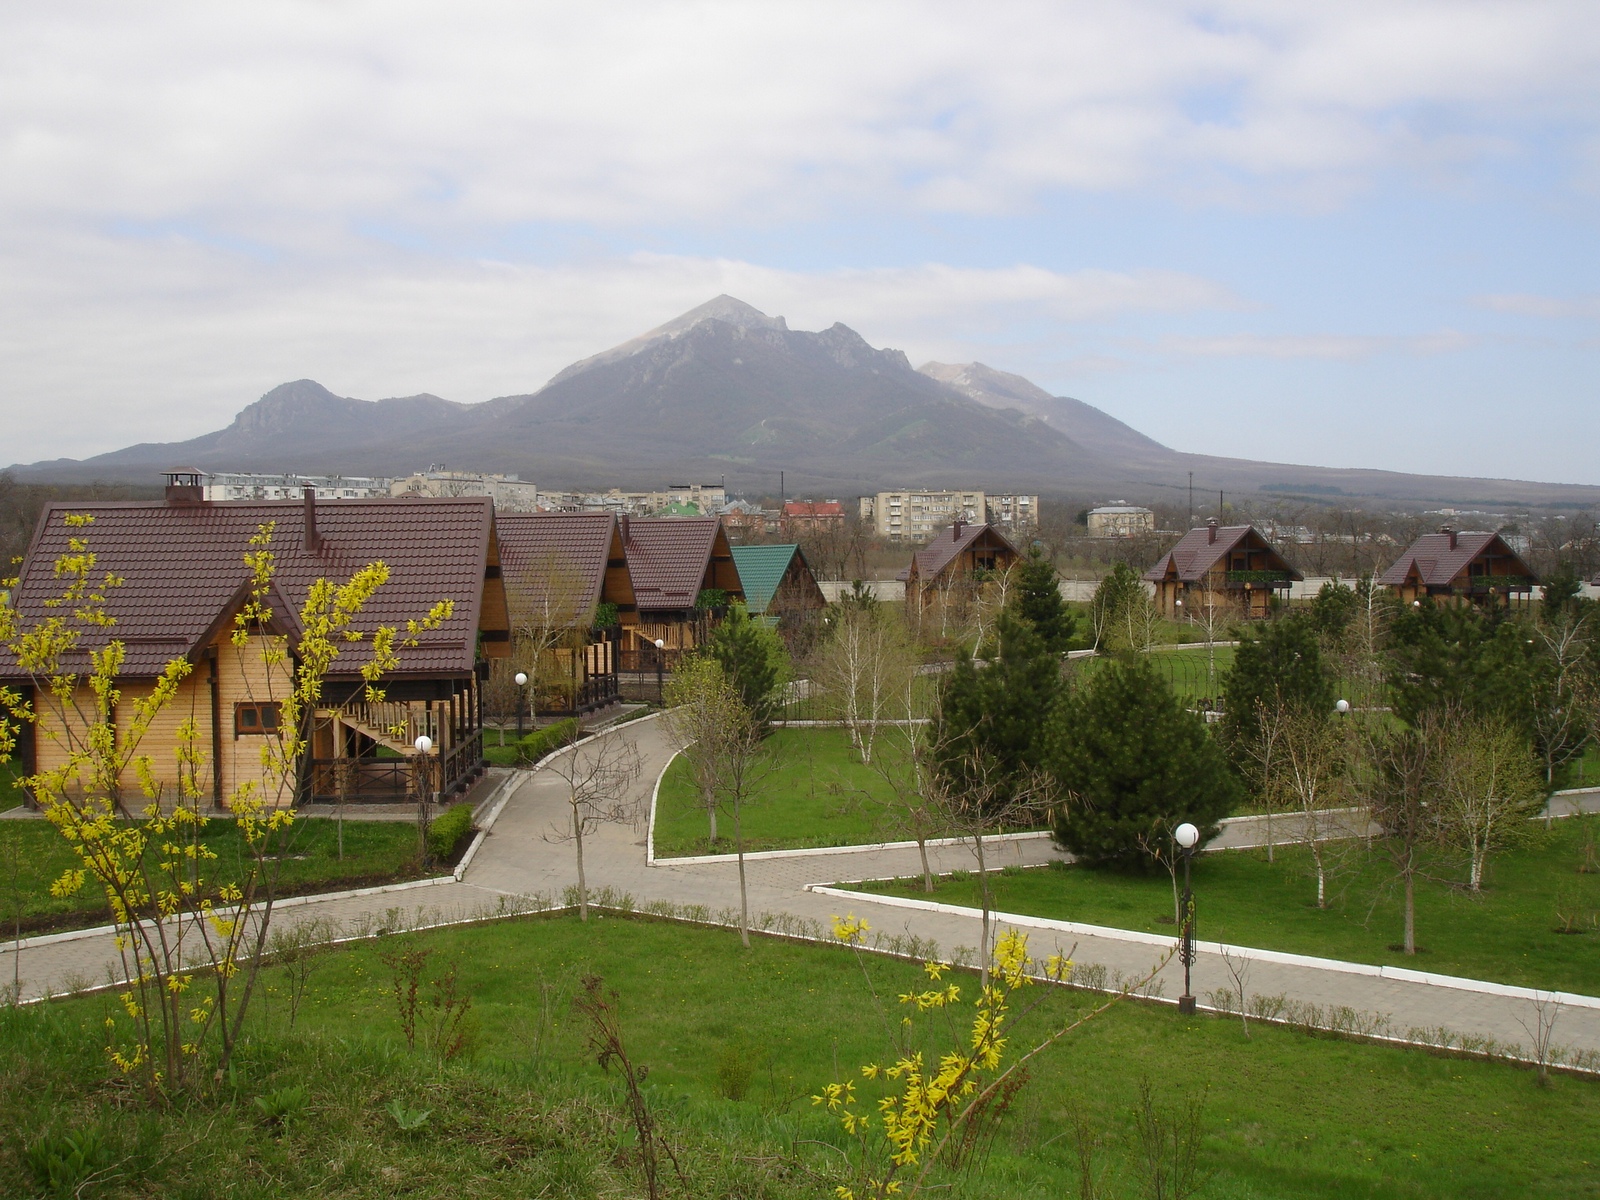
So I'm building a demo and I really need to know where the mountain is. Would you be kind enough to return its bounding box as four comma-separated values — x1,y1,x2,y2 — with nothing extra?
12,296,1600,508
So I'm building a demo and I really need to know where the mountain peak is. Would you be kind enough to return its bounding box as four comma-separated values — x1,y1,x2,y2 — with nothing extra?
546,294,789,386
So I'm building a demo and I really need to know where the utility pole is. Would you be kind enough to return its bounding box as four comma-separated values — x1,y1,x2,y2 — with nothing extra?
1219,489,1225,520
1188,472,1193,528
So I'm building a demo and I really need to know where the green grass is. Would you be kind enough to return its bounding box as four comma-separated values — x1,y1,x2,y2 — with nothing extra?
0,816,426,935
0,759,21,812
4,914,1597,1198
1069,644,1237,705
856,815,1600,994
653,726,907,856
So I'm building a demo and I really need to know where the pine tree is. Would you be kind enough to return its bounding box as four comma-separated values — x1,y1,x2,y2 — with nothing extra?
702,603,789,728
1219,612,1335,759
936,610,1063,804
1012,546,1075,653
1048,657,1240,867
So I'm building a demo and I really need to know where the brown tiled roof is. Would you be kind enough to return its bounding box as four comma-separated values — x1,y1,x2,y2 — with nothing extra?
496,512,627,626
1144,525,1304,584
623,516,730,610
1,497,494,680
909,523,1019,583
1377,531,1534,588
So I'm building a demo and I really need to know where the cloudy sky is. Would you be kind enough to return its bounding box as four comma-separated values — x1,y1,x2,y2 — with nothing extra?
3,2,1598,482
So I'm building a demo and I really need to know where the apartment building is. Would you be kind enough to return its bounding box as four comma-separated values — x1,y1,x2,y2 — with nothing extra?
860,489,987,542
197,471,393,502
390,469,541,511
985,494,1039,536
1086,505,1155,538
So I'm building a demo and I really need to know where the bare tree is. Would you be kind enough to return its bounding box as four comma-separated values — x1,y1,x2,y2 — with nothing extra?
507,551,593,721
929,748,1056,987
868,669,949,892
1240,694,1289,865
663,656,740,844
1278,707,1351,908
1181,579,1234,697
663,658,772,946
1434,712,1545,891
545,726,642,921
1527,611,1596,787
812,601,917,765
1356,717,1440,956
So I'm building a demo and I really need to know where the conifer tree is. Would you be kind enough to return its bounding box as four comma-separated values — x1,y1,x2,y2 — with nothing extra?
1049,657,1239,867
1011,546,1075,653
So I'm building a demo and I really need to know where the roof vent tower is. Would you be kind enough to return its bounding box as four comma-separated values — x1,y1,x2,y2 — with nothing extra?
1207,517,1218,544
164,469,204,504
303,485,323,554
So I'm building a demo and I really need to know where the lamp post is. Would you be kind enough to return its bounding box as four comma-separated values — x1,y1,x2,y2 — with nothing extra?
414,734,436,868
654,638,666,704
1174,821,1200,1014
1334,698,1350,717
514,671,529,739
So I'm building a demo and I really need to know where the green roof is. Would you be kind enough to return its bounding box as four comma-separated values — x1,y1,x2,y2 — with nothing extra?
659,500,701,516
729,544,800,616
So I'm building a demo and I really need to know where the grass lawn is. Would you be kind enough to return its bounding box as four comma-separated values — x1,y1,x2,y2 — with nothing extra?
653,726,908,856
856,815,1600,994
4,914,1597,1198
0,759,21,812
0,816,427,936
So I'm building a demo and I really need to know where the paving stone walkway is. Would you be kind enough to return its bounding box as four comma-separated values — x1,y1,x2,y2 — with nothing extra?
5,716,1599,1066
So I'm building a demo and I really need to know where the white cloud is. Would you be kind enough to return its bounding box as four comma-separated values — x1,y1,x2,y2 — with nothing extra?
1474,293,1600,319
1,1,1596,238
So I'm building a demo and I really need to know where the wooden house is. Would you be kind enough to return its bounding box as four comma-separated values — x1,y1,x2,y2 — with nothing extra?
1378,527,1537,606
730,543,826,649
619,516,744,667
1144,521,1302,620
899,521,1021,616
494,512,638,716
0,474,509,808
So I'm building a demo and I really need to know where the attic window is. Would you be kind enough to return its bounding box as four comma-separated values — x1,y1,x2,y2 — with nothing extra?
235,702,281,737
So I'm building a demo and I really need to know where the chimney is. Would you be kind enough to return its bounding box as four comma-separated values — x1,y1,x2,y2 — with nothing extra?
619,513,630,544
164,469,203,504
1207,517,1218,544
953,519,963,540
1439,524,1457,550
303,486,322,554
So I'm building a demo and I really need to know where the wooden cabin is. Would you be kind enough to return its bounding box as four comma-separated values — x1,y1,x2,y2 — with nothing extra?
1144,521,1302,620
0,475,508,808
619,516,744,667
730,543,827,649
899,521,1021,616
1378,527,1537,607
494,512,638,717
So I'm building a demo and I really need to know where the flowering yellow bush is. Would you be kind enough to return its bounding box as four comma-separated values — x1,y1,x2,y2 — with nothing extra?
1,516,450,1096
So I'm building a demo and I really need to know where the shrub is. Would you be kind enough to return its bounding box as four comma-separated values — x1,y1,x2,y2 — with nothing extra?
427,803,475,862
516,717,581,765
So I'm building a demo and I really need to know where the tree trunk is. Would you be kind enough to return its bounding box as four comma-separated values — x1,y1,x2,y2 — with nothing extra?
734,800,750,949
1469,844,1484,891
1264,808,1274,865
704,789,717,843
574,805,589,922
974,831,991,990
917,835,933,894
1402,869,1415,955
1312,841,1326,909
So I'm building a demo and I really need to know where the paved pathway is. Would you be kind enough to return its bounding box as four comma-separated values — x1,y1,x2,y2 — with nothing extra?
6,717,1600,1068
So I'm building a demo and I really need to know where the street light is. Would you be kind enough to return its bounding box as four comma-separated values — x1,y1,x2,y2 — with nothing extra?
1334,698,1350,716
414,734,436,868
514,671,529,738
654,638,666,704
1174,821,1200,1015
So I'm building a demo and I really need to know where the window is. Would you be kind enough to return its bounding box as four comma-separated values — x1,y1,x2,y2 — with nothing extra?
235,702,282,737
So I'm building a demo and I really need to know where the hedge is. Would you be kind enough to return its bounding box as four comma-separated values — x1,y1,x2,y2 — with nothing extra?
426,802,475,862
515,718,580,765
